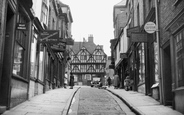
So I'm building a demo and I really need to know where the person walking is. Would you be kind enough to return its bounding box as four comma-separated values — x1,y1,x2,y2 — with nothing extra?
69,73,74,89
113,74,119,89
64,72,68,88
124,74,133,91
107,77,111,87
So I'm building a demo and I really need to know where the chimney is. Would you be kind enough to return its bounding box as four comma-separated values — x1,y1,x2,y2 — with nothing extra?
88,34,93,43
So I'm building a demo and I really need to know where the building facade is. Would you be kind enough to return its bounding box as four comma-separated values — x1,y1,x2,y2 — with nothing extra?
0,0,34,109
111,0,184,114
0,0,73,111
70,35,107,86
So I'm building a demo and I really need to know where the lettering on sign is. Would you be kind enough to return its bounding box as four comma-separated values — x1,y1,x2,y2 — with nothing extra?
144,22,156,34
40,30,59,43
16,23,27,31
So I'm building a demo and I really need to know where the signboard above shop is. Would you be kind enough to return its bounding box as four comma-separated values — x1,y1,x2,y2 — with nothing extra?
49,42,66,52
40,30,59,43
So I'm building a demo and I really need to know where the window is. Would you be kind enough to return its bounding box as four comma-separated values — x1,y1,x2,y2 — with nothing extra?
80,52,87,62
138,43,145,84
80,65,86,72
30,30,38,78
41,2,48,25
175,29,184,87
13,13,28,77
13,42,25,76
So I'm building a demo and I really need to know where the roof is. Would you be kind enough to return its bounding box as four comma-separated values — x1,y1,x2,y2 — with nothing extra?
71,41,97,54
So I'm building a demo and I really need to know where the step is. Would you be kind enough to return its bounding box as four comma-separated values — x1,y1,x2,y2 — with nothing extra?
0,106,6,114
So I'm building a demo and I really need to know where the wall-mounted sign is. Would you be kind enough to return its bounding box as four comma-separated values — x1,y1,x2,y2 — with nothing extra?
40,30,59,43
16,23,27,31
144,22,156,34
131,32,148,42
127,26,140,37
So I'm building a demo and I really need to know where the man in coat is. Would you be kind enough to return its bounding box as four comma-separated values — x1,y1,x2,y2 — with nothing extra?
69,73,74,89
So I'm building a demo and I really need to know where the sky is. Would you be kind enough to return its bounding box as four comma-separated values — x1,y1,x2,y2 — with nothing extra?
60,0,122,56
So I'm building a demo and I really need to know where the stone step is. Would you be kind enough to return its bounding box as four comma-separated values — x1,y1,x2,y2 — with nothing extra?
0,106,6,114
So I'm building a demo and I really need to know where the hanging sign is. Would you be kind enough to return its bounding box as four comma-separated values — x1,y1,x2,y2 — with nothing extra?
40,30,59,43
127,26,140,37
131,32,148,42
49,42,66,52
144,22,156,34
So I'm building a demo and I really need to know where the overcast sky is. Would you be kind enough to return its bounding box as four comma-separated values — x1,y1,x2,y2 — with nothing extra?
60,0,122,56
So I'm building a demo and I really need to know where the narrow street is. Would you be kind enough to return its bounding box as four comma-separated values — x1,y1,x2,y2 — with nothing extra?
69,87,135,115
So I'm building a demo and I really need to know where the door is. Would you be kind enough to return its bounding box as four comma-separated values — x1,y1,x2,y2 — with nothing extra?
163,44,172,106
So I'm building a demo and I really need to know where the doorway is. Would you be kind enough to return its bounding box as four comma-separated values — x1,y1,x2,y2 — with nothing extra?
163,44,172,106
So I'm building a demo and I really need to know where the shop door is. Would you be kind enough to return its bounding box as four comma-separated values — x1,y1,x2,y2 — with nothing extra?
163,45,172,106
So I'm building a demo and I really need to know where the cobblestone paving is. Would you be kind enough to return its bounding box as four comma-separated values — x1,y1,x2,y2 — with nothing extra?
77,87,126,115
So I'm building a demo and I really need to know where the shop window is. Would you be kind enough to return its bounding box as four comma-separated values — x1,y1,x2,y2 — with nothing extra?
175,29,184,87
13,42,25,76
12,13,28,77
30,30,38,78
138,43,145,84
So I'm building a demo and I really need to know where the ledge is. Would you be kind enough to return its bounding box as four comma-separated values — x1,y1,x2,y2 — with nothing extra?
174,86,184,92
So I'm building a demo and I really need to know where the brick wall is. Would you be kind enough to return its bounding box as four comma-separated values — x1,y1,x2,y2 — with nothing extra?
159,0,184,45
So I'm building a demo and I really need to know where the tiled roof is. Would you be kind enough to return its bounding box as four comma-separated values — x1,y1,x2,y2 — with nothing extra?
71,41,97,54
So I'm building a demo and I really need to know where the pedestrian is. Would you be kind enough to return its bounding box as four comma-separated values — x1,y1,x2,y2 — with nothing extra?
113,74,119,89
64,72,68,88
69,73,74,89
107,77,111,87
124,74,133,91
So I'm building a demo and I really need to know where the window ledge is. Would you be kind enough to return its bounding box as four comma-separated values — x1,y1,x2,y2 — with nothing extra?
174,86,184,92
12,74,29,83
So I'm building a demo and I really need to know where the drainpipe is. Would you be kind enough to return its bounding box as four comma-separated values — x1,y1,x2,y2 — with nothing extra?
155,0,163,104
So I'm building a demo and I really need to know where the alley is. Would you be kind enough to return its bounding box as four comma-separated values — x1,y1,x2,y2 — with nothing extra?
69,87,135,115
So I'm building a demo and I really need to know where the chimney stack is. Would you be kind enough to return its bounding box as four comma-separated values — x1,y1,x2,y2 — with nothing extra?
88,34,93,43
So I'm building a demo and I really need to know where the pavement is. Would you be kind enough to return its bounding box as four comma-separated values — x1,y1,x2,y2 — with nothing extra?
1,86,183,115
106,87,183,115
2,86,80,115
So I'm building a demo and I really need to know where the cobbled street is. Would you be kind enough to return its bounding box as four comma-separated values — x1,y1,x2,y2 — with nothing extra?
75,87,135,115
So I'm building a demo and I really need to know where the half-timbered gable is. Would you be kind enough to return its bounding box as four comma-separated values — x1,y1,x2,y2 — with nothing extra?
69,35,107,85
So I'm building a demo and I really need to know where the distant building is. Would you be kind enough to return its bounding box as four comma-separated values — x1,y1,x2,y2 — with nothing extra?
69,35,107,85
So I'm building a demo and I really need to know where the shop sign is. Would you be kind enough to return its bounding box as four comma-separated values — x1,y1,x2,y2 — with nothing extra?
16,23,27,31
127,26,140,37
120,53,127,59
131,32,148,42
40,30,59,43
49,42,65,52
144,22,156,34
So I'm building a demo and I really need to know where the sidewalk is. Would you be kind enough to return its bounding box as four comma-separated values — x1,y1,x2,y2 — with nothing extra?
106,87,183,115
2,86,80,115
